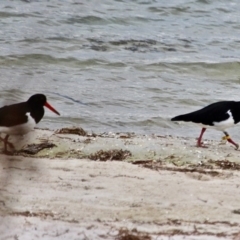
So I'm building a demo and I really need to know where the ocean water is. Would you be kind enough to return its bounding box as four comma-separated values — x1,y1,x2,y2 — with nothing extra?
1,0,240,140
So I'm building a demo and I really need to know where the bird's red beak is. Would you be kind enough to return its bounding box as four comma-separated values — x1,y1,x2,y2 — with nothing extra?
44,102,60,115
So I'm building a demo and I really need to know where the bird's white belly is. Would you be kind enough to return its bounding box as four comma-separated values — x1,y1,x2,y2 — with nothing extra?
0,113,36,135
213,118,235,130
197,110,235,131
213,110,235,131
197,122,235,131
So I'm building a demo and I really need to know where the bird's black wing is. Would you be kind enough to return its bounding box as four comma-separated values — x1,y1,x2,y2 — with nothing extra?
0,102,29,127
171,101,235,126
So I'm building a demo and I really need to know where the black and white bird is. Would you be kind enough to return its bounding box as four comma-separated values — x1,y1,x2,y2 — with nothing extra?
171,101,240,149
0,94,60,153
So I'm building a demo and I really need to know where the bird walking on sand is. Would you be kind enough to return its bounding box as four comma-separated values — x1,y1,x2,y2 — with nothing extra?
171,101,240,149
0,94,60,153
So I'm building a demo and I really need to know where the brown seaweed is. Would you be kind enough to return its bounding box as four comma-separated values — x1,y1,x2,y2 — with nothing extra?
19,142,56,155
88,149,132,161
55,127,87,136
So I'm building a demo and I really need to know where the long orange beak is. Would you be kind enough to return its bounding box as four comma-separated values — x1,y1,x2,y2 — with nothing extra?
44,102,60,115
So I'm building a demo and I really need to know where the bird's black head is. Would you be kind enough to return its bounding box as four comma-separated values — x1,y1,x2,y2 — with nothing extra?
27,94,47,107
27,94,60,115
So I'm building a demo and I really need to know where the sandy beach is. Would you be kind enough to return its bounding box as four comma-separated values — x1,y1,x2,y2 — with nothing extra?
1,127,240,239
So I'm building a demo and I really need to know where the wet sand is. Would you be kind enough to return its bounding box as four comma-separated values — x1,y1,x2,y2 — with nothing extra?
0,128,240,239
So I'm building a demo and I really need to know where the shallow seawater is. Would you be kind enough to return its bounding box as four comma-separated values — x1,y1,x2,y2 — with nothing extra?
1,0,240,141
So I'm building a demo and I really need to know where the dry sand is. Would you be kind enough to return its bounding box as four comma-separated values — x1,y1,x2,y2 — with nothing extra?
1,128,240,240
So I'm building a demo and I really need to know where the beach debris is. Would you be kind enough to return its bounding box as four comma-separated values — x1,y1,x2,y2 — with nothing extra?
117,132,136,139
88,149,132,161
55,127,87,136
208,159,240,170
98,132,116,138
232,209,240,215
132,160,154,165
190,159,240,171
19,142,56,155
134,161,164,171
83,138,92,144
115,228,151,240
134,160,221,177
11,210,54,218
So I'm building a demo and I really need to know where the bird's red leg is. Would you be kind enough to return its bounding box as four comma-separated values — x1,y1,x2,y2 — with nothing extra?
223,132,239,150
4,135,15,151
197,128,207,148
0,135,15,153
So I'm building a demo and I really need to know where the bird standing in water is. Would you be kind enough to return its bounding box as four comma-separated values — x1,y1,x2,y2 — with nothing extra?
0,94,60,153
171,101,240,149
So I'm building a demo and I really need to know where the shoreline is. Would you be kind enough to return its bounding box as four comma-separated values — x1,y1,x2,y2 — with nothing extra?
1,127,240,239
